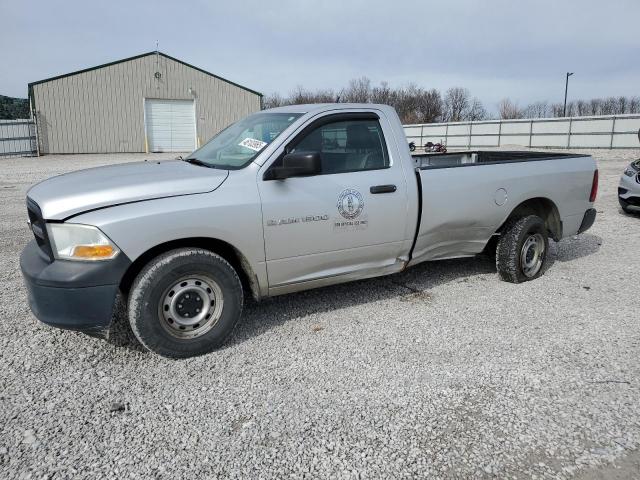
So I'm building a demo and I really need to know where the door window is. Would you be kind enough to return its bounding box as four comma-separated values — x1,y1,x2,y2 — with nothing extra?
288,119,390,175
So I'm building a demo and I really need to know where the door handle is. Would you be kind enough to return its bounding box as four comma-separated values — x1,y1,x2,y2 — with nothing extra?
370,184,397,194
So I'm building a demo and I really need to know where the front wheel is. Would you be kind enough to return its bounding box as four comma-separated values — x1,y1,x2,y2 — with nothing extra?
128,248,243,358
496,215,549,283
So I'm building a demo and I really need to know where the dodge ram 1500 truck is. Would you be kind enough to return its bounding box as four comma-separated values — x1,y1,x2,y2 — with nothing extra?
21,104,598,358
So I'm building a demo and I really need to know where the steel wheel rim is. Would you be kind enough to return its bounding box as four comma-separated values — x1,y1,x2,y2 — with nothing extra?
520,233,545,278
158,275,224,339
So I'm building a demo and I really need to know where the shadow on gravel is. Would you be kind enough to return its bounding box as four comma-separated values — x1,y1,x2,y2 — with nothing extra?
97,233,603,353
620,207,640,218
97,255,497,353
232,255,497,345
551,233,602,264
102,293,147,353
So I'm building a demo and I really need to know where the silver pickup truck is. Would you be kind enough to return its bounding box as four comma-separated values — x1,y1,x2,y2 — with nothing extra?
21,104,598,358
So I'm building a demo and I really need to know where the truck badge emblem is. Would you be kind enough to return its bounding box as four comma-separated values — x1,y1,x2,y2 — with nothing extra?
337,189,364,220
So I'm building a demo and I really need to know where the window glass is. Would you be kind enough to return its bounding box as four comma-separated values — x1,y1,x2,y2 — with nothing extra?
291,119,390,174
186,112,302,169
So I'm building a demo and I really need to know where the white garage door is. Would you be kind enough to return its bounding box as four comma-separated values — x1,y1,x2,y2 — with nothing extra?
145,99,196,152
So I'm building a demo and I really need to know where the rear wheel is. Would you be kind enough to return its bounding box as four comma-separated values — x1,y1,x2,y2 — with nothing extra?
128,248,243,358
496,215,549,283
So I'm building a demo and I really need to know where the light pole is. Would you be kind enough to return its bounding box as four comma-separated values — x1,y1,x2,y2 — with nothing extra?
563,72,574,117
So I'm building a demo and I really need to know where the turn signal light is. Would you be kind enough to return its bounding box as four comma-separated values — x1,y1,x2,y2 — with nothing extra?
71,245,116,259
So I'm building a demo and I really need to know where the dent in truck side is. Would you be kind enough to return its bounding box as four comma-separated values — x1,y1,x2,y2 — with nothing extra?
411,156,597,264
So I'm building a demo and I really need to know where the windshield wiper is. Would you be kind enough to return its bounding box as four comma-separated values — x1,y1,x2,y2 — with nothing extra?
183,157,211,168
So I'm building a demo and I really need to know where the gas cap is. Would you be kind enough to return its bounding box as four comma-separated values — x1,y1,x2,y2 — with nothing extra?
494,188,508,206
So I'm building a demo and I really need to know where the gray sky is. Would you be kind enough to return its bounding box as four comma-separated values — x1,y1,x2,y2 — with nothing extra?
1,0,638,113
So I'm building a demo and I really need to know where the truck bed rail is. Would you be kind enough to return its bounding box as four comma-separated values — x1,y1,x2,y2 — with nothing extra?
413,151,590,170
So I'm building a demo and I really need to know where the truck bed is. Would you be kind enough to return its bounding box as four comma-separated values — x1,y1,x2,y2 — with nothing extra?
410,150,595,264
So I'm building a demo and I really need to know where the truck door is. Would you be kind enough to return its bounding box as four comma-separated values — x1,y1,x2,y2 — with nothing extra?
257,112,411,294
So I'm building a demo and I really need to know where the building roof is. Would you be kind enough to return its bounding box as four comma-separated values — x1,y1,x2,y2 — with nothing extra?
28,51,262,97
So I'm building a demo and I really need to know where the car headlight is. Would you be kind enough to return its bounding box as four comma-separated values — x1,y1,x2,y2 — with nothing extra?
624,167,636,177
47,223,119,261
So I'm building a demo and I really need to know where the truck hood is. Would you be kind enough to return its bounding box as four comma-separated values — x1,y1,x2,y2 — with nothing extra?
28,160,229,220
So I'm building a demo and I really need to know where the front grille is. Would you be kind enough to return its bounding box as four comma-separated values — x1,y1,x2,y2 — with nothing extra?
26,197,53,260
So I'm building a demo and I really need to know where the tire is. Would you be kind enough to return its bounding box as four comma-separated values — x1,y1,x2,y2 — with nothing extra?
128,248,243,358
496,215,549,283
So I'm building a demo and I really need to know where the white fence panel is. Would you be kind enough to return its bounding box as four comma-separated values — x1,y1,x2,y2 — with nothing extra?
501,122,530,134
0,119,37,157
613,134,639,148
421,125,447,136
532,120,570,134
404,114,640,150
614,118,640,133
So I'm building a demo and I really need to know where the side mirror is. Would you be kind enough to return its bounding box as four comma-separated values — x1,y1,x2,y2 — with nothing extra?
267,151,321,180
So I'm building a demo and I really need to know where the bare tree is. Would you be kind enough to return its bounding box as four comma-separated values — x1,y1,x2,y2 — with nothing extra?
523,101,550,118
498,98,522,119
617,96,628,114
262,92,284,109
285,85,335,105
343,77,371,103
575,100,590,116
263,80,639,123
418,88,444,123
589,98,602,115
565,101,578,117
370,81,393,105
288,85,314,104
442,87,470,122
551,103,564,117
467,97,486,121
601,97,617,115
395,84,442,123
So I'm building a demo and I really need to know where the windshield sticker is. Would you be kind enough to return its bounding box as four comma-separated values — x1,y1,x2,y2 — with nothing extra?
238,137,267,152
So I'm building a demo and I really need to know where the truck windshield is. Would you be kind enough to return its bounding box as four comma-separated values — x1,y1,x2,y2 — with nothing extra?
185,112,303,169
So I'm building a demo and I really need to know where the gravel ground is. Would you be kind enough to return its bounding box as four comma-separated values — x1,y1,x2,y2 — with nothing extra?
1,150,639,479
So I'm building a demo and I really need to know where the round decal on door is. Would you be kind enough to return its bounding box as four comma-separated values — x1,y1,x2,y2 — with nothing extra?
337,188,364,220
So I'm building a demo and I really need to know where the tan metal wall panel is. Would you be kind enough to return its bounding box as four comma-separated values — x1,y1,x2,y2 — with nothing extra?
32,53,261,154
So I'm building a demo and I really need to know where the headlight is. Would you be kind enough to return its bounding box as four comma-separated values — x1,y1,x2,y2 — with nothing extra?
624,167,636,177
47,223,119,261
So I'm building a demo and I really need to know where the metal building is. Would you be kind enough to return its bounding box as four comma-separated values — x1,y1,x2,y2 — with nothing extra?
28,51,262,154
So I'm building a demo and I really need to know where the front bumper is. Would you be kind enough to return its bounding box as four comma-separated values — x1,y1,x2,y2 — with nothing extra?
618,170,640,212
20,240,131,336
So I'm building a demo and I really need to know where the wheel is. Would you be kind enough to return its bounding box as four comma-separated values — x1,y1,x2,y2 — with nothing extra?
128,248,243,358
496,215,549,283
